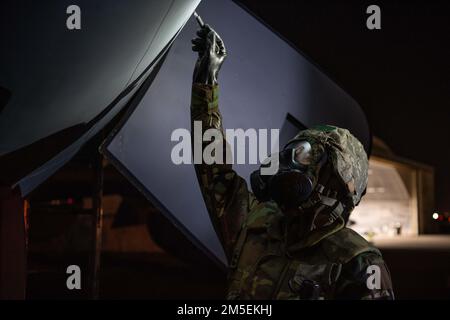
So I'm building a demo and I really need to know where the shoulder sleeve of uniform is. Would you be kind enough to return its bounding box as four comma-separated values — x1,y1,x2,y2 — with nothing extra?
335,251,395,300
321,227,381,264
244,201,280,230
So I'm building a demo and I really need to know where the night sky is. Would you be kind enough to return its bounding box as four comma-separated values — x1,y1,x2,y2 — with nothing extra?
238,0,450,212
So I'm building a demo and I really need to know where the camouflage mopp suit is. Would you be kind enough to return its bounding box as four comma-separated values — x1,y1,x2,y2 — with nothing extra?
190,83,394,300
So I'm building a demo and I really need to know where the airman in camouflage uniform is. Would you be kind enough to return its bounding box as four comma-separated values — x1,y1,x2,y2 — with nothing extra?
190,23,394,300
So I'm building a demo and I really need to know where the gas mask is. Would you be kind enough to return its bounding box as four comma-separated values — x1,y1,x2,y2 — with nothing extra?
250,140,327,210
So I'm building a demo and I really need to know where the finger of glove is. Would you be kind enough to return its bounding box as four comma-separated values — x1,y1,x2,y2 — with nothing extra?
207,32,217,55
191,38,205,46
196,24,212,38
215,35,227,56
192,44,205,53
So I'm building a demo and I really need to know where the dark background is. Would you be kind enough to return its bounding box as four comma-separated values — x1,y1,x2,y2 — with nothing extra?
237,0,450,213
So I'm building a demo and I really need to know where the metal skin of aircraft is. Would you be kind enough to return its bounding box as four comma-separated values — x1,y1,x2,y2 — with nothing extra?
0,0,202,194
0,0,201,300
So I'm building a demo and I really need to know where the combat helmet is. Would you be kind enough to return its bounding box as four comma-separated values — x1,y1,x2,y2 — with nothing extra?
288,125,369,221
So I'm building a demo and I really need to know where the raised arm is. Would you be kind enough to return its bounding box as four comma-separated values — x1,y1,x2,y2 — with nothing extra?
190,24,257,261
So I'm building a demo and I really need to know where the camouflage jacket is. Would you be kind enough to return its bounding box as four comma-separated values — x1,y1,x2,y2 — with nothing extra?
191,83,394,300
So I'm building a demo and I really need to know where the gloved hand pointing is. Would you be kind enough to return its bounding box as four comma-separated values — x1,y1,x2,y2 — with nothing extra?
192,23,227,85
